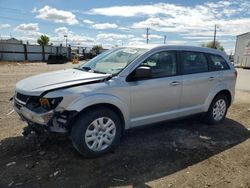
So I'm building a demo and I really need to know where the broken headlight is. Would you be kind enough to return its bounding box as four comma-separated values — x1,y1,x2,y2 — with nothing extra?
39,97,63,110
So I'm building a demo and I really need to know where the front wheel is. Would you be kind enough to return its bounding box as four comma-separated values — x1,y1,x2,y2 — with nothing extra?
204,94,229,125
71,107,122,157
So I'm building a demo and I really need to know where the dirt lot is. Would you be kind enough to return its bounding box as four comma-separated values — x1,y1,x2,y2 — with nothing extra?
0,62,250,188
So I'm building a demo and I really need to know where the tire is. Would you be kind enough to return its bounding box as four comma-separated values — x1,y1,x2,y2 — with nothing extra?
71,107,122,158
204,94,229,125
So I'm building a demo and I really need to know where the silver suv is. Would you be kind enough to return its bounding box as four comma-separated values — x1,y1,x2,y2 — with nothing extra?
12,45,237,157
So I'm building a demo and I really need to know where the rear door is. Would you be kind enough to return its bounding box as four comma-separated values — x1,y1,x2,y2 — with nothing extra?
207,53,235,97
179,51,219,111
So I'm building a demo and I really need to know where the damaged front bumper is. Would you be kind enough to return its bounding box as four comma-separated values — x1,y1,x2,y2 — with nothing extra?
14,102,54,125
13,98,78,134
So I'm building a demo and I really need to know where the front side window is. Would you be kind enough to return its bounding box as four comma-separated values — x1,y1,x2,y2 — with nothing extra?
78,48,147,75
209,54,230,71
181,51,208,74
141,51,177,78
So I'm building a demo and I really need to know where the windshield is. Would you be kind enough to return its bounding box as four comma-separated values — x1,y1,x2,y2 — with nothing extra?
78,47,147,75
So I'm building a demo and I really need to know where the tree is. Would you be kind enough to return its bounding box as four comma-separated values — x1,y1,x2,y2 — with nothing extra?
91,45,103,55
201,40,224,51
37,35,50,46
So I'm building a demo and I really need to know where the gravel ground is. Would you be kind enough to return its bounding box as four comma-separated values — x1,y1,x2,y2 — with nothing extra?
0,62,249,188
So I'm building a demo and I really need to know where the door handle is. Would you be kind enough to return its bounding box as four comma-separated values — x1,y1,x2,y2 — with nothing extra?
170,81,181,86
208,77,216,81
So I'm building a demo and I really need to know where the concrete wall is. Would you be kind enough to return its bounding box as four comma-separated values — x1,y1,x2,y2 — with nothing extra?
234,32,250,68
0,43,70,62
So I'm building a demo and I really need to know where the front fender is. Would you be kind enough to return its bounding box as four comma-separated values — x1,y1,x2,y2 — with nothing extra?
66,94,130,129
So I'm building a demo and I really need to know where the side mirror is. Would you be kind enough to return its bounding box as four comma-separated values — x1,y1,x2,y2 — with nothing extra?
134,66,152,79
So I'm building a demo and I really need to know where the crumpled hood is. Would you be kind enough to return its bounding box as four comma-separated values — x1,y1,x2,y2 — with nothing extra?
15,68,111,96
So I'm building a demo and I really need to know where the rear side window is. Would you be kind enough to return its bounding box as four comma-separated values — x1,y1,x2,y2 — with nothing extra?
209,54,230,71
180,51,208,74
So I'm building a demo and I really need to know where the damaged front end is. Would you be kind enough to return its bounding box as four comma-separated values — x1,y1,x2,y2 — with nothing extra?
12,92,78,137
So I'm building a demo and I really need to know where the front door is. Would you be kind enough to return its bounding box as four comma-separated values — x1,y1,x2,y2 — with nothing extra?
128,50,182,127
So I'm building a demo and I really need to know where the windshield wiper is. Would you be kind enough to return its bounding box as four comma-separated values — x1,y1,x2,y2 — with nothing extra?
75,67,110,75
74,66,92,71
93,70,108,74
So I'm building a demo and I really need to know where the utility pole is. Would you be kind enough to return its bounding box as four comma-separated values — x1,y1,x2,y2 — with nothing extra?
64,34,68,47
164,35,166,44
213,24,217,49
146,27,149,44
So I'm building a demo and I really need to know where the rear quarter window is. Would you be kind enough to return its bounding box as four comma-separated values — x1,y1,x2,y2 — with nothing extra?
208,54,230,71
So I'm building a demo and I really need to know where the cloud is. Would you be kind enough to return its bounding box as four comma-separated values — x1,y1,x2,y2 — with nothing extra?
11,0,250,52
50,35,95,46
127,37,146,45
88,4,166,17
32,7,37,13
35,6,78,25
129,37,145,42
89,0,250,38
83,19,119,30
118,27,130,31
128,41,145,46
15,23,39,32
129,0,250,43
142,34,163,39
92,23,118,29
52,27,95,46
182,36,215,40
88,1,249,18
128,39,186,46
83,19,94,24
54,27,69,34
179,18,250,37
165,40,187,45
101,43,116,49
14,23,44,44
67,35,95,44
96,33,134,40
195,39,235,43
0,24,11,29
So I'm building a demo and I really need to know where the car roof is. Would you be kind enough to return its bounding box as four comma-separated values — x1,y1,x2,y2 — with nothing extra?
123,44,226,56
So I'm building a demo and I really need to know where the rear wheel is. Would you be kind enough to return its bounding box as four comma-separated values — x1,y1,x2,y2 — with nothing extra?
204,94,229,125
71,107,122,157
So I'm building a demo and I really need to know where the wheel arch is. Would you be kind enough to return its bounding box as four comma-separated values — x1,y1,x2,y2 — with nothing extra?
205,88,233,112
214,90,232,106
66,94,129,132
78,103,125,132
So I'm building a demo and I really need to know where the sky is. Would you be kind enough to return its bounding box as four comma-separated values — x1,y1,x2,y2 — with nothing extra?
0,0,250,54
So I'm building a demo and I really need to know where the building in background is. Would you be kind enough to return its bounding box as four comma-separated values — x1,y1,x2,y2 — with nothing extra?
234,32,250,68
0,38,23,44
